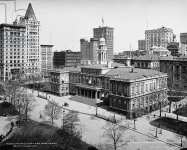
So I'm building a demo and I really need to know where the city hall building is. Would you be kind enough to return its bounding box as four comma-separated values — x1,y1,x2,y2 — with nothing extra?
69,36,168,118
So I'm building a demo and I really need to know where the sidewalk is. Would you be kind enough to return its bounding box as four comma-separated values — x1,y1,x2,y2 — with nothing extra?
30,89,187,149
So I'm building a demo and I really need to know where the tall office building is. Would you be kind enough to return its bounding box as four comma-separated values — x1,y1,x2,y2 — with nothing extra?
15,3,40,77
80,38,98,63
40,45,53,76
138,40,146,50
145,27,174,51
93,26,114,60
180,33,187,55
0,24,26,81
180,33,187,44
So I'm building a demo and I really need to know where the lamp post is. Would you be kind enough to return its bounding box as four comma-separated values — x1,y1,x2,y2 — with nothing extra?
61,102,68,129
159,101,162,117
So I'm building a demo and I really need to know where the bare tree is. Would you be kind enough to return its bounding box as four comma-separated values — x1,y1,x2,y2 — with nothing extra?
103,116,127,150
59,111,82,150
0,82,6,98
15,90,36,122
38,82,51,99
44,100,61,125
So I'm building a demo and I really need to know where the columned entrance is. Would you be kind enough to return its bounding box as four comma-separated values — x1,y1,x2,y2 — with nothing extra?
75,87,102,100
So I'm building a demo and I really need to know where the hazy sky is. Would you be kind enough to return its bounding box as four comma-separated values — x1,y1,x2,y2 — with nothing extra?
0,0,187,53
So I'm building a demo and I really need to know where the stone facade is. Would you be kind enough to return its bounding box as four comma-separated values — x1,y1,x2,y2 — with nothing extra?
49,67,80,96
69,65,168,118
160,57,187,91
145,27,174,51
0,24,26,81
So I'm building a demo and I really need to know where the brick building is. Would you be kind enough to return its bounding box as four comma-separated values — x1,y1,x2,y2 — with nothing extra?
53,50,80,68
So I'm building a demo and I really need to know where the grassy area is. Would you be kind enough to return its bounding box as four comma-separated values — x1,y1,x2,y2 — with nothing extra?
0,102,19,116
2,119,91,150
173,104,187,117
150,117,187,136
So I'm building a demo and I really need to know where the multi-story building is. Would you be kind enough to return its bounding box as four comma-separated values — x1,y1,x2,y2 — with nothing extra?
160,56,187,91
40,45,53,77
179,33,187,55
53,50,81,68
167,42,179,56
69,36,168,118
180,33,187,44
49,67,80,96
80,38,98,64
93,26,114,60
138,40,146,50
69,65,168,118
15,3,40,78
105,67,168,118
132,54,160,71
145,27,174,51
0,24,26,81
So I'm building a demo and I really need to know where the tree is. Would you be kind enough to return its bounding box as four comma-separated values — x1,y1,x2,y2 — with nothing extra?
15,90,36,122
31,74,43,93
58,111,82,150
4,80,21,105
103,116,126,150
40,82,51,99
44,100,62,125
0,82,6,97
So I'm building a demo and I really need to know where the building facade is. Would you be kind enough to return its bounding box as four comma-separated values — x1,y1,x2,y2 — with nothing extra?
53,50,80,68
145,27,174,51
93,26,114,60
15,3,40,78
80,38,98,63
160,56,187,91
132,54,160,71
106,68,168,118
138,40,146,50
49,67,80,96
40,45,53,77
0,24,26,81
180,33,187,44
69,65,168,118
167,42,179,56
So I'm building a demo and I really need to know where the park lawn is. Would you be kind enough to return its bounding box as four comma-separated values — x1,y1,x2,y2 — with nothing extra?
0,101,19,116
150,117,187,136
173,104,187,117
3,119,90,150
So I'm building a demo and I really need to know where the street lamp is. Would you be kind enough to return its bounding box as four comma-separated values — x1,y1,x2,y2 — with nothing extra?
61,102,69,129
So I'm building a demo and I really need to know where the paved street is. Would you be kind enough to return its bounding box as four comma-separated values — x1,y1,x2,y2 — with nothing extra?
28,89,187,150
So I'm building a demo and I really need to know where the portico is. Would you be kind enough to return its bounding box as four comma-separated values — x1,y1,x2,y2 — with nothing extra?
74,83,102,100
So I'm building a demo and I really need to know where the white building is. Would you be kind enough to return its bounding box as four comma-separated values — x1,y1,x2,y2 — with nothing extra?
15,3,40,78
0,24,26,81
145,27,174,51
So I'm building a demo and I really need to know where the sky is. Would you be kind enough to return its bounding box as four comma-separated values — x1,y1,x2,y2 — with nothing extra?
0,0,187,53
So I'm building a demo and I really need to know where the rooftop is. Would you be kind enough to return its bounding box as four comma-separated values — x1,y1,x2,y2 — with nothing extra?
160,55,187,61
82,62,126,69
105,67,167,82
133,54,160,61
49,67,81,73
0,23,25,29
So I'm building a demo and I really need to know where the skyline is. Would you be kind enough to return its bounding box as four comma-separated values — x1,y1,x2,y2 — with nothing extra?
0,0,187,53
